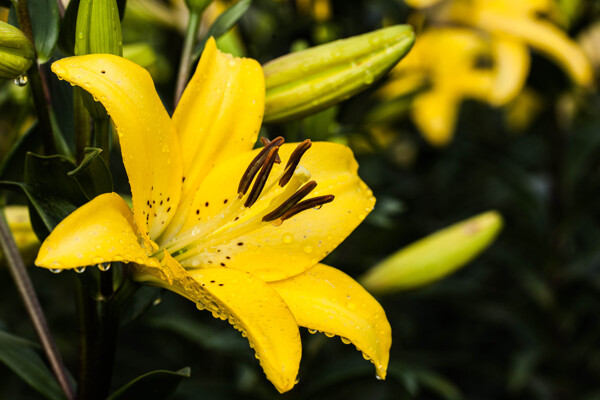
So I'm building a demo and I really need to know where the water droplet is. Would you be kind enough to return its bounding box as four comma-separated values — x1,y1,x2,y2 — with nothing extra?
303,244,314,254
49,268,62,274
308,328,317,334
312,205,323,210
153,298,162,306
324,332,335,338
362,352,371,361
196,302,205,310
75,266,86,274
98,262,111,272
341,337,351,345
363,70,374,85
14,75,28,86
375,372,383,380
294,377,300,384
77,32,83,39
282,233,293,244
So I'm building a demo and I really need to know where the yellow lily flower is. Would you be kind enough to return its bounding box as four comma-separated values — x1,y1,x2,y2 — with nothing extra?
380,0,593,145
35,38,390,392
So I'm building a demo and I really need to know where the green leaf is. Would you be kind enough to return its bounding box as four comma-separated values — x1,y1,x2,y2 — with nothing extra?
107,368,190,400
148,315,249,355
57,0,81,56
67,147,113,200
28,0,60,62
192,0,252,61
0,153,88,239
0,330,66,400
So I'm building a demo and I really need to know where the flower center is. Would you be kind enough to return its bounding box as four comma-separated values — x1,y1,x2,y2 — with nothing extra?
161,137,334,267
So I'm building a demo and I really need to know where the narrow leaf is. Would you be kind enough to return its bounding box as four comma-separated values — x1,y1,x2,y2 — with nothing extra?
0,330,66,400
107,368,190,400
192,0,252,61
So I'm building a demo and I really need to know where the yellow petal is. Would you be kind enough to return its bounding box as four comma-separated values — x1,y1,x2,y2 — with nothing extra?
411,89,459,146
172,142,375,281
133,252,302,393
51,55,183,246
404,0,444,8
475,10,593,87
270,264,391,380
488,37,530,105
164,38,264,241
35,193,158,271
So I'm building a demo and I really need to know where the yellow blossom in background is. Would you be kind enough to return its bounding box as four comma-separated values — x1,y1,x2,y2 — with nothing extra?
0,206,40,267
35,39,390,392
378,0,594,146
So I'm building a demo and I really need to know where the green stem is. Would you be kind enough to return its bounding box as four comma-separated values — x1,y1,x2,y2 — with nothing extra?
93,117,111,166
174,10,201,107
74,88,92,164
0,210,74,400
15,0,57,155
75,277,98,400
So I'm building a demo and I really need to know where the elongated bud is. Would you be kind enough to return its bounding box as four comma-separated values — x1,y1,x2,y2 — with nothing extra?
0,21,34,79
75,0,122,118
263,25,415,123
360,211,503,294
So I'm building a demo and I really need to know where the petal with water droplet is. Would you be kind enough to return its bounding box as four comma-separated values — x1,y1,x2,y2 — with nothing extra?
50,55,183,245
133,252,302,393
270,264,391,380
35,193,159,271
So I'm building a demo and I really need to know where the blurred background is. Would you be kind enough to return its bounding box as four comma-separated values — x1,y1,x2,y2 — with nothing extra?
2,0,600,398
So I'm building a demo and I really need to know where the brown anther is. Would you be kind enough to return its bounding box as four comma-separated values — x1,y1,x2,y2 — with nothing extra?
279,139,311,187
238,136,284,195
262,181,317,222
260,137,282,163
276,195,335,222
244,146,280,208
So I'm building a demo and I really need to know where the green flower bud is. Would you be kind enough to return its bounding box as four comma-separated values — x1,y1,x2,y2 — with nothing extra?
360,211,503,294
75,0,122,118
0,21,34,80
263,25,415,124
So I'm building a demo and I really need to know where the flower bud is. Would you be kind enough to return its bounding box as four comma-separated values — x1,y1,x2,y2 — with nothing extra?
75,0,122,118
360,211,503,294
263,25,415,123
0,21,34,80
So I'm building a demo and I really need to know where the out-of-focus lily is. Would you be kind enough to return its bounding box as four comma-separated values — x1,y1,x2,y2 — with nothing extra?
0,206,40,267
379,0,593,145
36,39,390,392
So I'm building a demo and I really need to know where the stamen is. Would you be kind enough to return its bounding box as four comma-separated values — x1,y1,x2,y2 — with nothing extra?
279,139,312,187
238,136,284,195
275,195,335,223
262,181,317,222
260,137,282,164
244,146,280,208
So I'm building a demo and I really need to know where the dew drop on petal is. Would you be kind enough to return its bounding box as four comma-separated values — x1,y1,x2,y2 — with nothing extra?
282,233,293,244
98,262,111,272
49,268,62,274
75,266,86,274
308,328,317,334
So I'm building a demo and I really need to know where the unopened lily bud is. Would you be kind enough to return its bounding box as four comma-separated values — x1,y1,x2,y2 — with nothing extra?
263,25,415,123
0,21,34,79
360,211,503,294
75,0,122,118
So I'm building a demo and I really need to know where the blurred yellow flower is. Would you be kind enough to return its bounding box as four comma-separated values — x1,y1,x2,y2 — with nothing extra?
379,0,593,146
35,39,390,392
